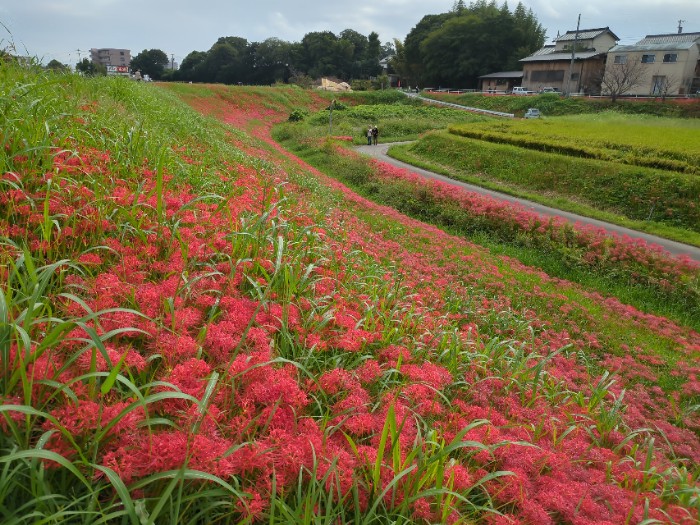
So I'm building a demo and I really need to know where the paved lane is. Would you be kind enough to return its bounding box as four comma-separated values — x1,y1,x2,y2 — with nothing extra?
356,143,700,263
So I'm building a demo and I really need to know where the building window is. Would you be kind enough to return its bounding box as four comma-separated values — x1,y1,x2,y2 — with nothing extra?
641,54,655,64
663,53,677,63
613,55,627,64
651,75,666,95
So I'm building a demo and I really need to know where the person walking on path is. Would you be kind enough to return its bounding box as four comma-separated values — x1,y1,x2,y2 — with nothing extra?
372,125,379,145
366,127,373,145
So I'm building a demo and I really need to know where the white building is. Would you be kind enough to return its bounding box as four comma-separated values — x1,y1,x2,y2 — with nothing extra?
90,48,131,76
604,32,700,95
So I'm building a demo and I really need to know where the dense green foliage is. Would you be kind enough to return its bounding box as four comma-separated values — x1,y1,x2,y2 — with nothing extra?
394,1,545,89
171,30,387,85
75,58,107,76
130,48,170,80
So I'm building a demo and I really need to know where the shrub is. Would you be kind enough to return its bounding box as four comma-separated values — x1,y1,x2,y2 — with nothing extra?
288,108,308,122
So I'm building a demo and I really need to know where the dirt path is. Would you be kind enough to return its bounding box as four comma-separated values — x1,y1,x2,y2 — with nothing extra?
356,143,700,263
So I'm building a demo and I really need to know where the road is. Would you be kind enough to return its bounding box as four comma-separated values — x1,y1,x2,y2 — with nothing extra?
356,143,700,263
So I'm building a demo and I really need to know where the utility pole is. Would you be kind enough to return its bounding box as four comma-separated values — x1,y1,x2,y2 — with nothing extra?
565,14,581,97
328,99,335,136
171,53,174,70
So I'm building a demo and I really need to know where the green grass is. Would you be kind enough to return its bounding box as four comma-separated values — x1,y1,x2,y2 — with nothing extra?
392,129,700,241
449,112,700,173
282,102,488,145
422,91,700,118
3,66,699,524
275,132,700,332
387,135,700,246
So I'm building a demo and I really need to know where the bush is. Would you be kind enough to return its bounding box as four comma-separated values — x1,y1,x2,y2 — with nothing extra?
288,108,308,122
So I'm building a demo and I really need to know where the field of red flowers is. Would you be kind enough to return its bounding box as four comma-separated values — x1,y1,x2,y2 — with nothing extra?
1,67,699,524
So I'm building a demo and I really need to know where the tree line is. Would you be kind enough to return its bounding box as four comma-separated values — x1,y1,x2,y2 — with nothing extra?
103,30,392,86
71,1,546,90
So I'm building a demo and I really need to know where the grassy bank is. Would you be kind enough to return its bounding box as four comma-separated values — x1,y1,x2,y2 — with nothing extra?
392,130,700,240
422,91,700,118
276,129,700,331
2,66,699,524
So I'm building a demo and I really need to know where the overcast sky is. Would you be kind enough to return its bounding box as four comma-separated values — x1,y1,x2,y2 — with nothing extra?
2,1,698,66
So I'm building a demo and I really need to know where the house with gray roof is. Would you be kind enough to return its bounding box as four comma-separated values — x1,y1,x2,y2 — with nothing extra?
477,71,523,93
604,32,700,96
519,27,619,95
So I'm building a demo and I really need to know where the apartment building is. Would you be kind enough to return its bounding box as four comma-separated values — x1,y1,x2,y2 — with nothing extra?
90,48,131,75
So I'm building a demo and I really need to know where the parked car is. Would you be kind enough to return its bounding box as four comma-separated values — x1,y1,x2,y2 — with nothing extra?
539,86,560,93
512,86,535,95
524,108,541,119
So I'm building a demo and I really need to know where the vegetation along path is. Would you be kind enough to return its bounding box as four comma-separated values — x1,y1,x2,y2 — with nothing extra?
356,142,700,262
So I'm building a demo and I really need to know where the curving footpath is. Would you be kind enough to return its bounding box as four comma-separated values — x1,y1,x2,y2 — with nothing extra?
356,143,700,263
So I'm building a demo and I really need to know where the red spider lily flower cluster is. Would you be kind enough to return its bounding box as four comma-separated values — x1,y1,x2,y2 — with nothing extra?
1,83,698,524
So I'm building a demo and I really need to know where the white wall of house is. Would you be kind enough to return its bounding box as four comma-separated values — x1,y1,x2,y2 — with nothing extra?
604,38,699,95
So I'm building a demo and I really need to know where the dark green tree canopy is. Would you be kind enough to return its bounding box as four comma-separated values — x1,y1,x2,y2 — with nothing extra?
173,27,388,85
75,57,106,76
169,2,543,88
178,51,208,82
45,59,70,72
397,0,545,88
130,49,169,80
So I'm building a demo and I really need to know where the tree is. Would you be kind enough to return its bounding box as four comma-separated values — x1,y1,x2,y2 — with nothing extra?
651,71,680,101
339,29,368,78
45,59,70,72
299,31,341,78
600,58,645,102
203,42,242,84
130,49,169,80
452,0,467,12
389,38,409,86
248,38,294,84
364,32,382,78
401,1,544,89
380,41,395,59
176,51,207,82
402,13,452,86
75,58,106,76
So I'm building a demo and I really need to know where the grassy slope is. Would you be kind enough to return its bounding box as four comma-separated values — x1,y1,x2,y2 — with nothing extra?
422,91,700,118
388,131,700,246
1,68,699,524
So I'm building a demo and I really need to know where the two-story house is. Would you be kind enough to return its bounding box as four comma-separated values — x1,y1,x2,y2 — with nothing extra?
519,27,619,95
604,32,700,96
